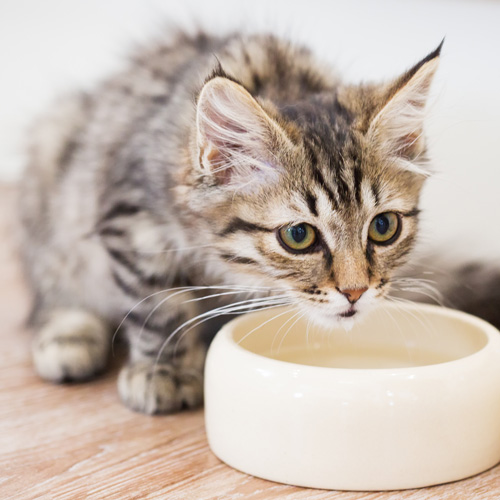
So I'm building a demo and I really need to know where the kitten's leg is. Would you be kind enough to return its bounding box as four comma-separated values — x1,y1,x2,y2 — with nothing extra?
118,295,206,414
32,309,111,382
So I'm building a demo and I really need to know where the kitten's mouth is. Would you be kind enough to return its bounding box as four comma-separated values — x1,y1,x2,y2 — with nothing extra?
303,303,365,330
338,306,357,318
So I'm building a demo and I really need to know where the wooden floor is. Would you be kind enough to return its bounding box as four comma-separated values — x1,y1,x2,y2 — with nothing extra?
1,184,499,500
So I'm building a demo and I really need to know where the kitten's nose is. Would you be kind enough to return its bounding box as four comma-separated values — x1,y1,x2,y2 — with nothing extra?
339,287,368,304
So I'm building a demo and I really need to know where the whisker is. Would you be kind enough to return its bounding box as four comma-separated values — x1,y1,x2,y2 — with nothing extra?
389,276,445,306
110,243,219,255
174,300,294,355
138,289,280,344
392,286,444,306
277,310,306,354
377,303,414,361
235,305,296,347
385,295,439,341
112,284,282,355
154,296,293,365
305,314,312,349
112,286,194,356
271,309,302,354
184,288,281,304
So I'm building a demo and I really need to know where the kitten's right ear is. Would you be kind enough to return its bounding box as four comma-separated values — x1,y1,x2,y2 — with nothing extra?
196,75,288,188
366,41,442,171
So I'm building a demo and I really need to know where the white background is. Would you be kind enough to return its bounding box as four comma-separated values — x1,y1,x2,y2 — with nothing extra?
1,0,499,260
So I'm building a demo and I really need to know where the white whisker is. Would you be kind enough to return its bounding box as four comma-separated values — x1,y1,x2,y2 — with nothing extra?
175,301,294,355
277,310,306,354
154,296,293,365
112,284,282,355
271,308,302,354
139,289,279,343
235,305,296,347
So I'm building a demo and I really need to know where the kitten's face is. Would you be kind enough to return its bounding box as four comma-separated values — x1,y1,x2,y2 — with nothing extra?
206,133,424,327
191,47,440,326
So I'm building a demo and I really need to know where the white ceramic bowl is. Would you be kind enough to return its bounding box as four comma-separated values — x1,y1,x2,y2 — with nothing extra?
204,303,500,491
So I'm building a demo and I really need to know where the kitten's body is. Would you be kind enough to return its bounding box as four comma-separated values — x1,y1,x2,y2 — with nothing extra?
20,32,456,413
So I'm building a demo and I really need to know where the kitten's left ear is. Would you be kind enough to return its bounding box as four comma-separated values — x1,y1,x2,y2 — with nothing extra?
196,75,290,188
367,41,443,166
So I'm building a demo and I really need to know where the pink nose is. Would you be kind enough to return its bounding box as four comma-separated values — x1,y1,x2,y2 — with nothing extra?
339,287,368,304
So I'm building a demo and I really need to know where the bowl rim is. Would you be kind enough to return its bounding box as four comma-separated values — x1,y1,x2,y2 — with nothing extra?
215,302,500,375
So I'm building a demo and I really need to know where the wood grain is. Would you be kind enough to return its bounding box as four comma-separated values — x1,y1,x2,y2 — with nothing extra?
1,184,499,500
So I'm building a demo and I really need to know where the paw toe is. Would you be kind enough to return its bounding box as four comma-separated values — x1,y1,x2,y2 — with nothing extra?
118,363,203,414
33,311,109,382
178,371,204,409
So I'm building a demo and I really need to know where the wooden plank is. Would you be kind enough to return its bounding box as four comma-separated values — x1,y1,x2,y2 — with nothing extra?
1,184,499,499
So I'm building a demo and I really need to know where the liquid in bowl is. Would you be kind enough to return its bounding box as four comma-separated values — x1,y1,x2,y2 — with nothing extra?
263,344,451,368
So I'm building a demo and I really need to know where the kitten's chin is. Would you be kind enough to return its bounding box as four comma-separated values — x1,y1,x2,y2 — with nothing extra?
303,304,373,332
307,311,356,332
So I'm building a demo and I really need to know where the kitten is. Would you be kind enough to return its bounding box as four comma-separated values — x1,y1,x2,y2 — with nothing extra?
19,32,442,414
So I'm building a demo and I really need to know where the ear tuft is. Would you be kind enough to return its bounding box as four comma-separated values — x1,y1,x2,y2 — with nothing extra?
367,42,443,173
203,60,243,87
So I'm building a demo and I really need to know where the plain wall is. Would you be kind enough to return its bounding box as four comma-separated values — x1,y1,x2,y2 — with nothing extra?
1,0,499,259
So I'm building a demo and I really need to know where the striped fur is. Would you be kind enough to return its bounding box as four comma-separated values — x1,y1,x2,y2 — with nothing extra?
20,31,442,414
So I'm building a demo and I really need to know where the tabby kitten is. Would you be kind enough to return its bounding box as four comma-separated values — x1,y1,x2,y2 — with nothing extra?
20,32,441,414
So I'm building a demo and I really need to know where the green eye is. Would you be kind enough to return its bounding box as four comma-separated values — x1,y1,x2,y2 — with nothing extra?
278,223,317,252
368,212,400,244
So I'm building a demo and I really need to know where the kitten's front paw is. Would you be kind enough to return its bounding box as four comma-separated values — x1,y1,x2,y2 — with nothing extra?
118,362,203,414
33,310,109,382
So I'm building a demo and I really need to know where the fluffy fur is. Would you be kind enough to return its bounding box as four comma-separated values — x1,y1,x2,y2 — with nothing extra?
20,32,452,414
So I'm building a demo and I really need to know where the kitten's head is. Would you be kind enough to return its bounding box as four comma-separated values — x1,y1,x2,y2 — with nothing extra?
188,43,441,327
